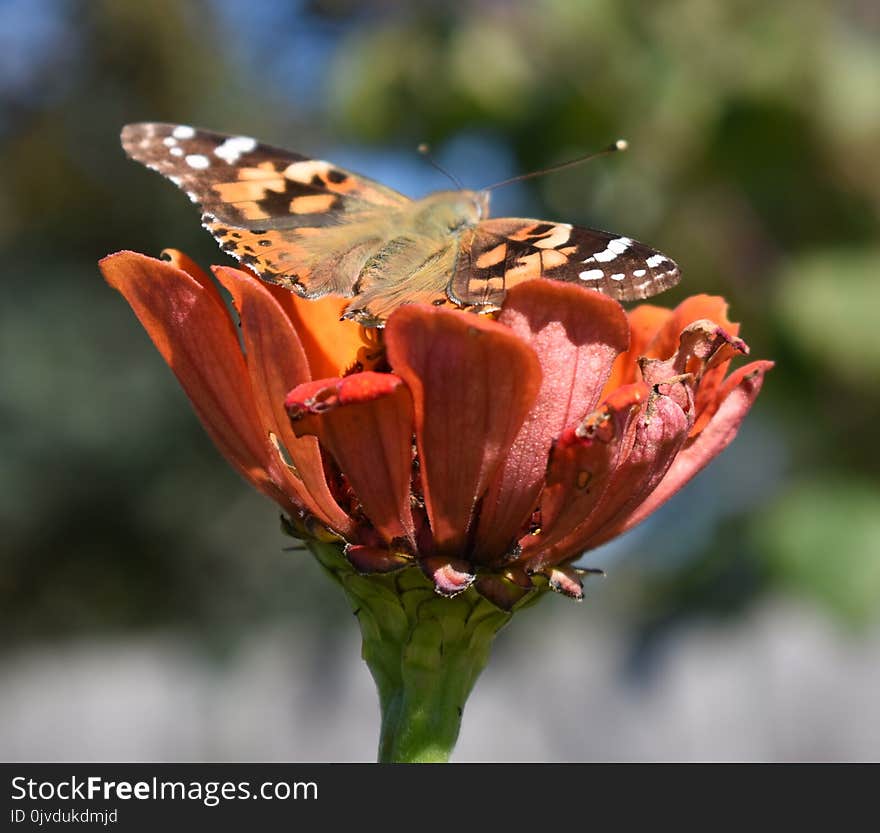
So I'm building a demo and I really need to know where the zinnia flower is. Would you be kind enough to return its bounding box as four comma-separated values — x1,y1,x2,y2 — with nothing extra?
99,248,771,761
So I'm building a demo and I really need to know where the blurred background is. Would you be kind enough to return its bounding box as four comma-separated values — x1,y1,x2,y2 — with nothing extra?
2,0,879,761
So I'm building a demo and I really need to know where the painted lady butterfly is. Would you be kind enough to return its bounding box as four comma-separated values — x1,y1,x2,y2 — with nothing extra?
122,123,681,325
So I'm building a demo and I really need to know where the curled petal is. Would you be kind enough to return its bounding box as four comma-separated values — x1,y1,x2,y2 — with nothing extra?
99,251,294,510
475,280,629,563
687,324,751,437
647,295,738,359
638,321,745,383
386,304,542,555
421,556,476,597
529,388,691,568
639,319,748,435
610,360,774,538
286,372,415,547
522,382,649,562
544,565,585,600
212,265,353,534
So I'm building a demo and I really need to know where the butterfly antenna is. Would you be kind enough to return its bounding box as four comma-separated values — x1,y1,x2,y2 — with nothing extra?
418,143,464,189
483,139,628,191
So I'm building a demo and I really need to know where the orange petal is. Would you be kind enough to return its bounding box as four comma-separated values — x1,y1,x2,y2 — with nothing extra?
99,251,292,510
475,280,629,563
269,291,369,379
603,304,672,393
647,295,738,359
385,304,542,556
160,248,216,289
212,266,354,535
286,372,415,547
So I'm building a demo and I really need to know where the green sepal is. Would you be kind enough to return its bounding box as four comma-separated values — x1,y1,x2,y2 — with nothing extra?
306,539,549,762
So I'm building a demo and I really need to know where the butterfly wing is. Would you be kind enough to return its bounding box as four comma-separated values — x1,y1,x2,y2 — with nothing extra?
450,218,681,309
121,123,410,297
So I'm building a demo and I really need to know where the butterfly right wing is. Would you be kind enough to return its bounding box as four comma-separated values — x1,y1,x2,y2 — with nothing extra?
450,217,681,309
121,122,410,297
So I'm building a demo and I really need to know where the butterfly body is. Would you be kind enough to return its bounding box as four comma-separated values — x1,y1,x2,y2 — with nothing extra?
122,123,681,324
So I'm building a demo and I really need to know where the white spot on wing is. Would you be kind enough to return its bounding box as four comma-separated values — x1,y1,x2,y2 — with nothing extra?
172,125,195,139
579,269,604,282
582,236,631,265
185,154,210,170
170,146,183,157
633,269,646,277
646,254,667,268
163,136,177,147
214,136,257,164
610,273,625,281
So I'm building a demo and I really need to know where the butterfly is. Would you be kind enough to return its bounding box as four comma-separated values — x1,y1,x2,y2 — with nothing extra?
121,123,681,325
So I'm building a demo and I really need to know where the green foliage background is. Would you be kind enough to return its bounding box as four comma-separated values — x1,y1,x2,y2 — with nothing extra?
2,0,878,681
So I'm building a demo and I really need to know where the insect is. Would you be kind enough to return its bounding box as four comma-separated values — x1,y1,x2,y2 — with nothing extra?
121,123,681,326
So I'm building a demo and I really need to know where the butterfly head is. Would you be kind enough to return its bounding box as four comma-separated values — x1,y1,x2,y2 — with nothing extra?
416,189,490,235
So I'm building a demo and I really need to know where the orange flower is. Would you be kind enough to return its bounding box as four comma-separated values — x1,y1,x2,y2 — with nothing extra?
100,250,772,609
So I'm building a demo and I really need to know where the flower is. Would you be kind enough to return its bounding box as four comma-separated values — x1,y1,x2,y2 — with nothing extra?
100,250,772,609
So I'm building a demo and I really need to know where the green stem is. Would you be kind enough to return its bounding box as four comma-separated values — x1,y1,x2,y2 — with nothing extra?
307,540,531,763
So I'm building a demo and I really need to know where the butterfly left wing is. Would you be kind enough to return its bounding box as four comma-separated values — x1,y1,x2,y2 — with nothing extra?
450,218,681,310
121,122,410,297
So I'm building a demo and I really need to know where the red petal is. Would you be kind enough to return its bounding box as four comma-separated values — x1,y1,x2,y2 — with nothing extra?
474,281,629,562
385,304,541,555
99,251,294,510
519,383,648,562
286,372,415,547
611,360,773,537
475,571,534,610
528,389,691,568
345,544,412,574
212,265,354,535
